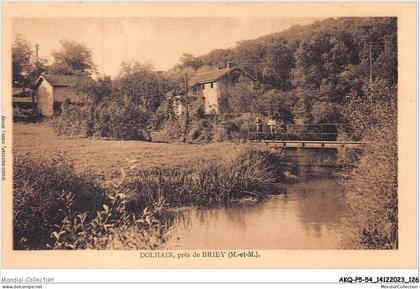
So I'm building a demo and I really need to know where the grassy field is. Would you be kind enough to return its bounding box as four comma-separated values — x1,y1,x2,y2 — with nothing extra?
13,122,245,180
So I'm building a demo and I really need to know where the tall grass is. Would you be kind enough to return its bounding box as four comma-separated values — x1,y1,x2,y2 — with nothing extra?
119,147,279,209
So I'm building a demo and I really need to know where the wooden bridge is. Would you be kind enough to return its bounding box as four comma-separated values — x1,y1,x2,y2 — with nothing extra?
247,124,364,149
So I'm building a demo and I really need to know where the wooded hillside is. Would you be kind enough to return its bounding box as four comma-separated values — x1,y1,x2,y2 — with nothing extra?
170,17,397,124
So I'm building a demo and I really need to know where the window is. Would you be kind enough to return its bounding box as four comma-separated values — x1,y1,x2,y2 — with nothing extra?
201,83,205,89
210,82,213,88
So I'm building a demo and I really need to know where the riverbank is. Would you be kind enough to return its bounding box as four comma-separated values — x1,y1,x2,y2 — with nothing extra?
13,122,283,249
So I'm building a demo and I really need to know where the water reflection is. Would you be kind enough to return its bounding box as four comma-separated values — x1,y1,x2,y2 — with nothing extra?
163,149,349,249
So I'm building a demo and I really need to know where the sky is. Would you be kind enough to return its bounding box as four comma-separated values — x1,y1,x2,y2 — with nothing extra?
12,17,317,77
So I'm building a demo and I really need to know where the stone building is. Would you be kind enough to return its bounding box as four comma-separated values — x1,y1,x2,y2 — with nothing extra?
176,64,256,116
34,73,92,117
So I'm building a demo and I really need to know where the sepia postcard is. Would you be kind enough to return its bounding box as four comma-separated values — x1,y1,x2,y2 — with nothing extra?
1,2,417,269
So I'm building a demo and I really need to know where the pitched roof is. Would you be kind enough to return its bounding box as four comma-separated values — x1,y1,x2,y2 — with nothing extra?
35,73,93,88
188,67,256,86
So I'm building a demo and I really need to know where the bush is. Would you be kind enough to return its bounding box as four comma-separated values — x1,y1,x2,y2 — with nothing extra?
216,116,254,142
187,118,214,143
13,153,106,249
93,101,151,140
50,64,171,141
251,89,295,122
158,119,184,142
342,81,398,249
162,114,252,144
51,103,93,136
51,101,151,141
218,80,258,113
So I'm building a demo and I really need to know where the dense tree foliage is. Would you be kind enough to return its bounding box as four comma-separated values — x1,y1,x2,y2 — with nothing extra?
49,40,97,76
115,62,172,111
218,80,258,114
169,17,397,124
18,17,397,144
178,53,204,70
251,90,295,122
53,63,173,140
12,35,48,92
12,35,32,89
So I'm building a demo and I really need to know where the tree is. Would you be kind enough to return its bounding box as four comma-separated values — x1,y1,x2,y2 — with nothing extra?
252,89,295,122
115,61,172,111
218,80,258,113
200,49,235,67
49,40,96,76
178,53,203,70
262,39,294,90
12,35,33,90
79,75,113,104
12,35,49,93
234,41,266,81
165,17,397,127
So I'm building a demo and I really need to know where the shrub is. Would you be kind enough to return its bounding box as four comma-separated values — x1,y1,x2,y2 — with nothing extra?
51,103,93,137
187,119,214,143
158,119,184,142
13,153,106,249
167,115,252,144
49,65,169,141
51,101,151,141
251,89,295,122
218,80,258,113
342,81,398,249
50,192,171,250
212,118,248,142
93,101,151,141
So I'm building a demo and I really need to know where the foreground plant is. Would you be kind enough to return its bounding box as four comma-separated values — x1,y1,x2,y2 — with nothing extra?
13,153,105,249
49,191,171,250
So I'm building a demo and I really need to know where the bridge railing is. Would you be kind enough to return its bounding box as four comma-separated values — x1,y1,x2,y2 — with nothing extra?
247,123,357,142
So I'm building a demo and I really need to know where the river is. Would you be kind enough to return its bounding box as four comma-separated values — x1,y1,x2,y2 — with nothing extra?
164,148,350,249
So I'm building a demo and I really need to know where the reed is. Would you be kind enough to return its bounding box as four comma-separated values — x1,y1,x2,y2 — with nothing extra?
119,147,279,209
